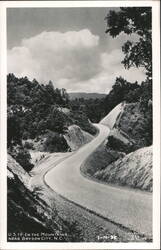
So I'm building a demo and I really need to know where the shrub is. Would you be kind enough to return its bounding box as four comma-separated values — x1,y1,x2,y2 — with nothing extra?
24,141,34,150
9,145,34,172
43,131,69,153
107,135,135,153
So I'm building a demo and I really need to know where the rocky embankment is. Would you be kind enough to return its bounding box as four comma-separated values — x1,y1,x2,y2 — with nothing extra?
82,102,153,192
7,154,86,241
64,125,94,151
94,146,152,191
7,155,53,236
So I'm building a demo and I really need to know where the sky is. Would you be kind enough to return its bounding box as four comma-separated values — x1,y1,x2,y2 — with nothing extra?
7,8,146,93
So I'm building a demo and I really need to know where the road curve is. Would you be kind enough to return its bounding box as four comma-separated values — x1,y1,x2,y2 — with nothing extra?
45,124,152,238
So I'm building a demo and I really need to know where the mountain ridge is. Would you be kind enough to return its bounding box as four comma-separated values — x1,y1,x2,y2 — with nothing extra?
68,92,106,100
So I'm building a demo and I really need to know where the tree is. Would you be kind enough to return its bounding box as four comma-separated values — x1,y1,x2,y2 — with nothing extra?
43,131,69,153
49,108,67,134
105,7,152,80
104,77,140,114
7,112,22,147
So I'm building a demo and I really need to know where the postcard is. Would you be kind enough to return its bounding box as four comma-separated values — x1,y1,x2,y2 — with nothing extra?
0,1,160,250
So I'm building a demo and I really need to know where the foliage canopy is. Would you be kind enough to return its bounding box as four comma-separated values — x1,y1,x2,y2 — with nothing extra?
105,7,152,79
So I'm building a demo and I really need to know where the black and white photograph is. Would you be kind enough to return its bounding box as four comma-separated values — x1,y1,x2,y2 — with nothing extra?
0,1,160,250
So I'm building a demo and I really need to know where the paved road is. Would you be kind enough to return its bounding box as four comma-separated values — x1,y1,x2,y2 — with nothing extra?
45,124,152,238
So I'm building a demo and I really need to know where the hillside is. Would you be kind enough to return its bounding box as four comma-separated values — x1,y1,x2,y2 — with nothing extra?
7,154,85,241
7,74,97,140
68,92,106,100
7,74,97,173
82,102,153,192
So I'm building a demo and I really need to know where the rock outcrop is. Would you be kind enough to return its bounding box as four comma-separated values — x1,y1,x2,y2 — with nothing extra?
7,155,53,236
106,103,152,153
8,154,31,188
107,128,136,153
64,125,94,151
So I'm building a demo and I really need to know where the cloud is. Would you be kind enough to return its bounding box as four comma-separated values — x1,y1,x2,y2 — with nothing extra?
22,29,99,51
8,29,101,84
66,49,146,93
98,49,146,90
8,29,146,93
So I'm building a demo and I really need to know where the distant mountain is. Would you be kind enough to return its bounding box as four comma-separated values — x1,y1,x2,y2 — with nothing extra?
68,92,106,100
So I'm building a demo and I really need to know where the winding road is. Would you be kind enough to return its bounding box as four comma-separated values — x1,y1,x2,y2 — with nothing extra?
45,123,152,238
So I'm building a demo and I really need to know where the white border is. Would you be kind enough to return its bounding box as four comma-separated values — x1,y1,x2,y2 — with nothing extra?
0,1,160,250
